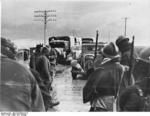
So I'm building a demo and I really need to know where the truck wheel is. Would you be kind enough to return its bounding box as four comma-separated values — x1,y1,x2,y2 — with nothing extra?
72,72,77,80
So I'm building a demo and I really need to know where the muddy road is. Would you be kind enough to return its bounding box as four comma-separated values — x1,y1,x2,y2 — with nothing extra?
48,65,90,112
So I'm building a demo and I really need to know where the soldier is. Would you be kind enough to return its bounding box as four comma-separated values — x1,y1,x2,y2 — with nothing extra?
83,42,134,111
45,46,60,108
30,68,57,111
35,47,59,110
29,44,43,70
35,47,52,84
119,77,150,111
71,60,84,79
1,38,45,111
115,35,138,66
47,45,57,78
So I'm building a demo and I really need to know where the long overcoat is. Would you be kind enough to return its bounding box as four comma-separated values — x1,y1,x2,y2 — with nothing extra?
0,55,45,111
83,58,134,104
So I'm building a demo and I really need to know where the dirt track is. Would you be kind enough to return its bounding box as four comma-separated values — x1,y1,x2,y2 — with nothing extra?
48,64,90,112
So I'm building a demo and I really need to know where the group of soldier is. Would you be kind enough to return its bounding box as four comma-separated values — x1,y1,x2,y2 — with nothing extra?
1,38,59,111
83,35,150,111
1,35,150,112
29,44,59,111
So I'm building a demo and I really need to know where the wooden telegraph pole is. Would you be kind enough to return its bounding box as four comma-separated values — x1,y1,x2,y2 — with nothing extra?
34,10,56,46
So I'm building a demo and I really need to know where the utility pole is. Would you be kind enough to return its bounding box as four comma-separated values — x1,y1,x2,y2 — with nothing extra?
123,17,128,37
34,10,56,46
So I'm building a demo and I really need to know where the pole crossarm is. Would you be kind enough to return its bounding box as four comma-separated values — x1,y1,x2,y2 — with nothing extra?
34,19,44,21
46,10,56,12
47,14,57,17
34,10,57,46
47,18,56,22
34,15,45,17
34,11,45,13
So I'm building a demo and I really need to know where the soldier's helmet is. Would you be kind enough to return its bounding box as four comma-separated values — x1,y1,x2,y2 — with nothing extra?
35,44,43,53
115,35,131,52
41,47,49,56
1,37,17,59
116,35,129,47
101,42,120,59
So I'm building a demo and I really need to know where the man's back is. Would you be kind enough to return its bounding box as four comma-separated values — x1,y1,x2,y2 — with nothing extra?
83,58,131,103
35,55,51,82
0,55,45,111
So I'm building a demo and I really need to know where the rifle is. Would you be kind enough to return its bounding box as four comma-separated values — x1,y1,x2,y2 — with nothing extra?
129,36,135,79
94,30,99,60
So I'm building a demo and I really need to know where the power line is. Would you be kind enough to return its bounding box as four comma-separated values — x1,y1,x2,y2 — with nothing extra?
34,10,56,46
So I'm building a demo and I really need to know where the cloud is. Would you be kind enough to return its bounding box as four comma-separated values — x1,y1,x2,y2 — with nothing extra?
1,0,150,48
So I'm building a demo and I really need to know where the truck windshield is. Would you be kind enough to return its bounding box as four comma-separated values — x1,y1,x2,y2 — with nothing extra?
50,42,68,48
82,45,95,52
82,44,104,53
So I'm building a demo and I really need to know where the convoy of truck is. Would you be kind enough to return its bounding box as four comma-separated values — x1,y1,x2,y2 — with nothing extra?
49,36,82,64
15,35,150,81
49,35,107,79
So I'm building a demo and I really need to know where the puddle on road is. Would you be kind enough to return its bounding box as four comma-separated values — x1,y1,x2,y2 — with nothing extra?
49,67,90,112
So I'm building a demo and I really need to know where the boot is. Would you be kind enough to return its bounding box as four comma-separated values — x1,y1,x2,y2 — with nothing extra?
48,100,60,108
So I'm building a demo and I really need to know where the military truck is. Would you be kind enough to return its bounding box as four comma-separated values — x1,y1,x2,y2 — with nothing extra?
71,42,106,79
49,36,82,64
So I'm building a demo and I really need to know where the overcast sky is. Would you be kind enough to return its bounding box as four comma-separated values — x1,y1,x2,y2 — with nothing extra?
1,0,150,48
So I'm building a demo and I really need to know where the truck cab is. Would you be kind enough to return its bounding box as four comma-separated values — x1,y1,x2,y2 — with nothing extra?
49,36,82,64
